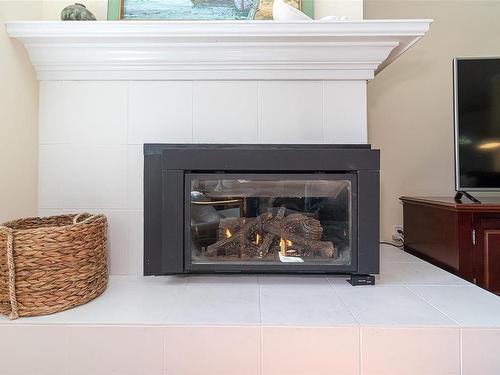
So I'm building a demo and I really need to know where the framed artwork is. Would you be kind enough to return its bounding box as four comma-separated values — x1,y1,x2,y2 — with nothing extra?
107,0,313,20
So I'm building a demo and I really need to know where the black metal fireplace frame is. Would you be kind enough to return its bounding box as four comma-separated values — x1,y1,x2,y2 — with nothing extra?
144,144,380,276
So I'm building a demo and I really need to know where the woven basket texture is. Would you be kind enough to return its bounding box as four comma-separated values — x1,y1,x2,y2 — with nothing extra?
0,214,108,319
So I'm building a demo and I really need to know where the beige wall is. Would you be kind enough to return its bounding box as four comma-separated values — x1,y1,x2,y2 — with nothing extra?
0,1,42,223
365,0,500,240
315,0,363,19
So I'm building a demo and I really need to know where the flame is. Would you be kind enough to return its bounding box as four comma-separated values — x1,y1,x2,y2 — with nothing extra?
279,238,286,255
255,234,261,245
286,239,292,247
225,229,232,238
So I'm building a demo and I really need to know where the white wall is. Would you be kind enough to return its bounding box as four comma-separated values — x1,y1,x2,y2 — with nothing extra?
37,80,367,275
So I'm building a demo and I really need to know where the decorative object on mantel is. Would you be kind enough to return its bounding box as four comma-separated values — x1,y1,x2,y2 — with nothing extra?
61,3,97,20
106,0,313,20
272,0,348,21
0,214,108,319
272,0,311,20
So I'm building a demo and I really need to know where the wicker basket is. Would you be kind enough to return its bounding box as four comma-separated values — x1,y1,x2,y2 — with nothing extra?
0,213,108,319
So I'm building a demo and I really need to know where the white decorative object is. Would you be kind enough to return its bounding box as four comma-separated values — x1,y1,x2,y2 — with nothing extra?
272,0,312,21
320,16,348,21
6,20,432,81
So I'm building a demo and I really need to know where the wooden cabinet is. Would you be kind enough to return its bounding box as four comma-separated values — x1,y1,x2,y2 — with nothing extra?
400,197,500,295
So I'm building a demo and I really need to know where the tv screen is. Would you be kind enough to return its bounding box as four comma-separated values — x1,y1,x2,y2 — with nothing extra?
454,58,500,190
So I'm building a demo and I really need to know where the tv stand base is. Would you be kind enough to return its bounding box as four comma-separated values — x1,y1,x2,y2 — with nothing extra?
454,191,481,204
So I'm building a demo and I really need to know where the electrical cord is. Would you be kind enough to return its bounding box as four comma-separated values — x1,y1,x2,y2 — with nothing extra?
380,228,405,249
380,239,404,249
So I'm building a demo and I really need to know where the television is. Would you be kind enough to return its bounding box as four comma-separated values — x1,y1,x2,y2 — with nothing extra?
454,57,500,196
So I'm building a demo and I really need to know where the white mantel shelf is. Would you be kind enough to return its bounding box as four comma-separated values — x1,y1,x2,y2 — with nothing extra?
6,20,431,81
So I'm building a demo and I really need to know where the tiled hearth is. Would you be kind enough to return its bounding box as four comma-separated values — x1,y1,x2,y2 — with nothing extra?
1,245,500,374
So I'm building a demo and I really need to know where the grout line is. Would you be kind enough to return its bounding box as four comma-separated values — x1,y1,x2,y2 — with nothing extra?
326,277,361,325
406,286,462,327
326,277,362,374
257,276,263,324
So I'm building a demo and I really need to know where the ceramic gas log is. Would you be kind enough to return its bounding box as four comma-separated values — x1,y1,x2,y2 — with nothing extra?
205,207,336,260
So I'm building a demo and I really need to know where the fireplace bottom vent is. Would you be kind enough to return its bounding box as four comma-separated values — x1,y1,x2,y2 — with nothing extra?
144,144,379,276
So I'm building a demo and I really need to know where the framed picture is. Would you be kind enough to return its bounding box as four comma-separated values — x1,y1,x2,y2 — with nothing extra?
107,0,313,20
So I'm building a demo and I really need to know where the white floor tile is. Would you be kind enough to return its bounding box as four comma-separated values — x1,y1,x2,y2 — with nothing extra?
335,285,457,326
39,81,128,145
165,326,261,375
162,276,261,325
380,244,424,263
193,81,258,143
258,81,323,143
259,276,358,326
68,326,163,375
362,327,460,375
377,261,470,286
262,326,359,375
128,81,193,144
0,325,69,374
409,286,500,327
462,328,500,375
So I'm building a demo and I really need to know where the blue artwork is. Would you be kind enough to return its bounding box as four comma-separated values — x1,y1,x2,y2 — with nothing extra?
123,0,260,20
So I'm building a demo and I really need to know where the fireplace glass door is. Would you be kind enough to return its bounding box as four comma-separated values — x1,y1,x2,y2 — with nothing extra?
186,173,356,271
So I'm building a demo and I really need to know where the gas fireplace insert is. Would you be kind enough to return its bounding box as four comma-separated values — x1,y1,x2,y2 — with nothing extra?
144,144,379,278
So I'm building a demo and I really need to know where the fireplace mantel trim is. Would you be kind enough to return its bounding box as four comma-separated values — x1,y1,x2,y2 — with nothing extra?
6,20,431,81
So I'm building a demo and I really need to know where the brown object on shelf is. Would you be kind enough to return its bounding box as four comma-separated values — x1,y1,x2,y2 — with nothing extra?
400,196,500,295
0,214,108,319
207,208,336,259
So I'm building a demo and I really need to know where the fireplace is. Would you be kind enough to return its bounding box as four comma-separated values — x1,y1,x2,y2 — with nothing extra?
144,144,379,278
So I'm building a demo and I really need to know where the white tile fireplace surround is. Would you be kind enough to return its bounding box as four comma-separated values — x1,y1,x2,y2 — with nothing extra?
7,20,432,276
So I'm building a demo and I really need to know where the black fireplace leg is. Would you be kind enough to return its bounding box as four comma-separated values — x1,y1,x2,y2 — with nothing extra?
347,274,375,286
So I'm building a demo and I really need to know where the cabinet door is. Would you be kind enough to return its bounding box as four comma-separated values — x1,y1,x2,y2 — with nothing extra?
476,218,500,295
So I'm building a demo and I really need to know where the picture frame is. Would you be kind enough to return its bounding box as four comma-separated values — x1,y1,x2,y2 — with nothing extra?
107,0,313,21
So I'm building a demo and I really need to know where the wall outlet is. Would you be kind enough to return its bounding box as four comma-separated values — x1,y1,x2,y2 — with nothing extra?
392,225,404,241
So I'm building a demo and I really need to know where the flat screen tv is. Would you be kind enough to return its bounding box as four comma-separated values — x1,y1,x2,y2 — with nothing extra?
454,57,500,192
